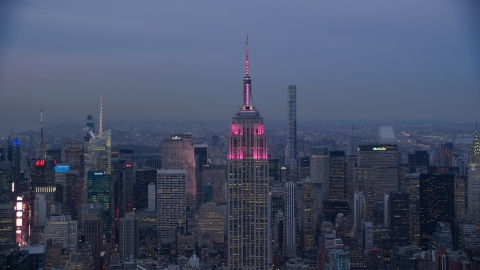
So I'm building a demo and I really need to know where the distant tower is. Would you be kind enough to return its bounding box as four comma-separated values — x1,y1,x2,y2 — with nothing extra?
86,115,95,133
350,127,361,154
99,94,103,137
40,102,45,158
227,36,269,269
468,123,480,229
285,85,297,165
441,142,454,167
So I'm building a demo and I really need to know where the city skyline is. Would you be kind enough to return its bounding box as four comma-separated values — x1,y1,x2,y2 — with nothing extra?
1,0,479,133
1,43,480,267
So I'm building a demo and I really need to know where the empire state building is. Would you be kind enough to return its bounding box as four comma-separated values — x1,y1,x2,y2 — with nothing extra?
227,36,269,269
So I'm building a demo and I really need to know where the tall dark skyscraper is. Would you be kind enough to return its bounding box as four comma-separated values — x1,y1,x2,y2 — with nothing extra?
329,150,346,199
84,214,102,270
135,168,157,210
388,191,410,243
228,36,269,269
285,85,297,165
194,144,208,203
7,138,21,168
419,172,455,250
29,105,56,240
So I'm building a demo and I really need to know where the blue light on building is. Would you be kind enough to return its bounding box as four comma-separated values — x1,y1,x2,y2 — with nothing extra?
55,164,71,173
12,139,20,146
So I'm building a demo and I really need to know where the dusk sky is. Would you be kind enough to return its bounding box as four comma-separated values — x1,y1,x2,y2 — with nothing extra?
0,1,479,135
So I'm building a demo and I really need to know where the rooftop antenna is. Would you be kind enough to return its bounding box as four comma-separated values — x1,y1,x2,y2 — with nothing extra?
245,33,249,75
40,101,45,158
99,94,103,137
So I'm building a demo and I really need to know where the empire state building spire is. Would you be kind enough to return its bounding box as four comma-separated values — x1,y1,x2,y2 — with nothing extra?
228,37,268,268
242,34,253,110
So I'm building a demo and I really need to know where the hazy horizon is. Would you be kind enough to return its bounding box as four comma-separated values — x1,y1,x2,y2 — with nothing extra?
1,1,479,138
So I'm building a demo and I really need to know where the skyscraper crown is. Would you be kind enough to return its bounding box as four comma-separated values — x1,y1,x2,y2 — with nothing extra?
471,122,480,156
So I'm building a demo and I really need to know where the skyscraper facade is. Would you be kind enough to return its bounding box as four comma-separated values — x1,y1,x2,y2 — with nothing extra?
310,146,329,202
354,145,398,224
329,151,346,199
84,130,112,178
29,156,55,238
135,168,157,211
441,143,454,167
419,173,455,250
157,169,186,246
0,162,12,203
285,85,297,165
86,171,110,241
468,127,480,229
283,181,296,259
84,214,102,270
162,134,196,208
301,177,315,251
119,213,139,260
227,37,269,269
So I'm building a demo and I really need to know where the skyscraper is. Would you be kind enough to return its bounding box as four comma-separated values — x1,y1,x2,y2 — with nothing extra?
354,145,399,224
0,202,14,243
86,171,110,241
119,213,139,260
0,162,12,203
329,151,346,200
441,143,454,167
310,146,329,202
283,181,296,259
84,214,102,270
301,177,315,251
285,85,297,165
7,138,21,168
135,168,157,210
468,125,480,228
227,36,269,269
419,172,455,250
194,144,208,204
157,169,186,246
162,134,196,208
388,191,410,243
84,129,112,177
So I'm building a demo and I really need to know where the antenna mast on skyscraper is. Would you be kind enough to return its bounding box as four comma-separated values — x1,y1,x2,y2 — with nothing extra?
245,34,249,75
99,94,103,137
40,101,45,158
